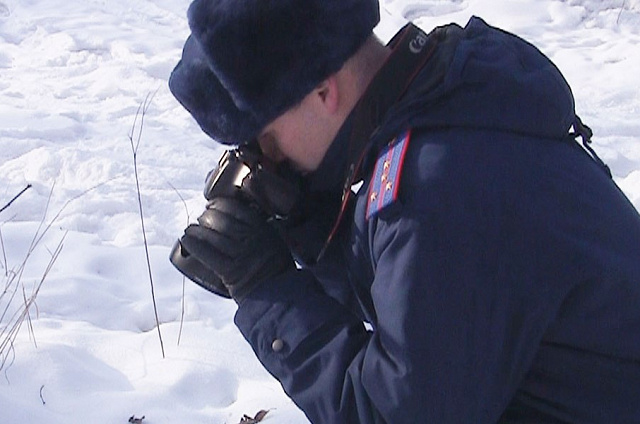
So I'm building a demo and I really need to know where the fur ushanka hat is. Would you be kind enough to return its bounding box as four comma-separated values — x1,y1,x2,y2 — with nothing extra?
169,0,380,145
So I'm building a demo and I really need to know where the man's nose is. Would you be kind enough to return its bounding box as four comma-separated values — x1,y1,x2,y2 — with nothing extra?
257,133,285,163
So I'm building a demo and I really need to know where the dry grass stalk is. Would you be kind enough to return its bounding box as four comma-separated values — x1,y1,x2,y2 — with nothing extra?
128,91,165,358
0,185,66,376
167,181,190,346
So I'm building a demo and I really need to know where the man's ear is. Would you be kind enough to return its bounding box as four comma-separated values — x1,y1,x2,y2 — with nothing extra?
315,75,339,114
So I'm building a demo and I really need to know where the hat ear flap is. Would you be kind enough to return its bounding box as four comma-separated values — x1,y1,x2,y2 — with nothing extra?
169,36,259,145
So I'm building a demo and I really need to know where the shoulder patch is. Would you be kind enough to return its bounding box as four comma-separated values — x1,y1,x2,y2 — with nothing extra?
366,129,411,221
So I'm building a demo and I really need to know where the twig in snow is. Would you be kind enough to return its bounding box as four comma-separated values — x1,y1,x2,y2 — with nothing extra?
167,181,190,346
128,91,165,358
0,182,55,317
0,184,32,215
22,286,37,348
1,226,8,278
2,340,14,383
0,184,32,277
0,180,105,377
0,231,66,376
618,0,627,25
0,183,53,327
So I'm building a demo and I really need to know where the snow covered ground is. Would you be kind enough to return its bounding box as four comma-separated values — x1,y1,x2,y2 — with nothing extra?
0,0,638,423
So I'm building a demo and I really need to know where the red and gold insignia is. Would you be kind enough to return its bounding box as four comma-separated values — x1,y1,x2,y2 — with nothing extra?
366,130,411,220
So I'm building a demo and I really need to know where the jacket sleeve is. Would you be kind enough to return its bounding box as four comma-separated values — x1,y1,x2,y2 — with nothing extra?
234,268,386,424
234,130,600,423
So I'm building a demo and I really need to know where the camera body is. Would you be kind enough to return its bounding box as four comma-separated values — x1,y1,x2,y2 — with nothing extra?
203,144,301,220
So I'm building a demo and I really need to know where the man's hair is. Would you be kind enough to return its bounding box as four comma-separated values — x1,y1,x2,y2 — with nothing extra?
346,35,390,94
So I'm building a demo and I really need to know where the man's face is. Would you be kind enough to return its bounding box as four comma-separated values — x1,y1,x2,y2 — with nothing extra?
257,87,339,174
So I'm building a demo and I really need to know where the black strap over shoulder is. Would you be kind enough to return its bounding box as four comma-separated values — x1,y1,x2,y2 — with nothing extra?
346,24,440,176
571,115,612,178
314,23,443,262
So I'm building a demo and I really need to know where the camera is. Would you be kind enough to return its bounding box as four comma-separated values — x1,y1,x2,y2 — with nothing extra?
202,143,301,220
169,143,302,296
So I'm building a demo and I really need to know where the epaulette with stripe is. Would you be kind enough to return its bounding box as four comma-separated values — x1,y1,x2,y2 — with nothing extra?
366,129,411,220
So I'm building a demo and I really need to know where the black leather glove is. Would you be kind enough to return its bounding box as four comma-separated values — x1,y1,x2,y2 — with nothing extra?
177,197,295,302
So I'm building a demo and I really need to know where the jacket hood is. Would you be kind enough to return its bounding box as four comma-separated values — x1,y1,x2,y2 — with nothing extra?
376,17,576,147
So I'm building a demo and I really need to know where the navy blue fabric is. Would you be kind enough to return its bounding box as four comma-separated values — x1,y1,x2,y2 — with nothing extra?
168,34,260,144
235,17,640,423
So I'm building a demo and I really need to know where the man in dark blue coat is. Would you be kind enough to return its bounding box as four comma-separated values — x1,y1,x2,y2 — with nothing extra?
168,0,640,422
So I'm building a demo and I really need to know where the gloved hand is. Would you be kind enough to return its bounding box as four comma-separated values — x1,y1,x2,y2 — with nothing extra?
177,197,295,302
170,239,231,298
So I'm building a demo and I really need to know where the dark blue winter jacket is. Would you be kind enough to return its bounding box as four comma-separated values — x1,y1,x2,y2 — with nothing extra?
235,17,640,424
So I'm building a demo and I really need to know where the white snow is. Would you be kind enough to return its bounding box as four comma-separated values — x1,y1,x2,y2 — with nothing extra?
1,0,638,423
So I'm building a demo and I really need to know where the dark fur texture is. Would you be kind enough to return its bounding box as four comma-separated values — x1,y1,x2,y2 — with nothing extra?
169,0,380,144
